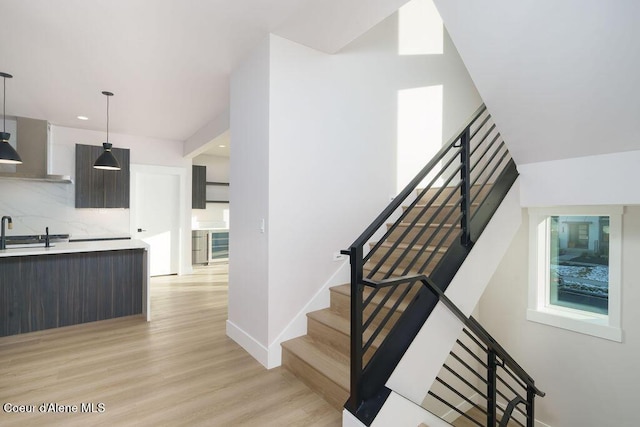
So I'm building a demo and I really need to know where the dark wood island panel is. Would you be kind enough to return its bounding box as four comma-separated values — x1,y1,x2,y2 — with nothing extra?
0,249,146,337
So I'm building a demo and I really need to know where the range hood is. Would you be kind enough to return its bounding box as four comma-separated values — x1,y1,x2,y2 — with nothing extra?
0,117,71,183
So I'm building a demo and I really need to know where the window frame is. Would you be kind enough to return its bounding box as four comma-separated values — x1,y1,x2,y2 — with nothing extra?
527,206,623,342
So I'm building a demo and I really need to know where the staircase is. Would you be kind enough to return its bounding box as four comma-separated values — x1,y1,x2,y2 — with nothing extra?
281,104,543,426
281,187,467,410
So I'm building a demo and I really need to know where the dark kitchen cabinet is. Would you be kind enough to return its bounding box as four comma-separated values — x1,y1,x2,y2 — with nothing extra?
192,165,206,209
0,249,145,337
75,144,130,208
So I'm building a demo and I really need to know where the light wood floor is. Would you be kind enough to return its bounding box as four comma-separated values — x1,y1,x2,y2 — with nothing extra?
0,264,342,426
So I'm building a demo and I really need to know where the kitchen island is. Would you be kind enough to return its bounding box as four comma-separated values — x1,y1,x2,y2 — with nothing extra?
0,239,149,337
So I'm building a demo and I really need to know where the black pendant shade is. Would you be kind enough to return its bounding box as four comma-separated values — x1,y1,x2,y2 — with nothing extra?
0,72,22,165
93,142,120,170
0,132,22,164
94,91,120,170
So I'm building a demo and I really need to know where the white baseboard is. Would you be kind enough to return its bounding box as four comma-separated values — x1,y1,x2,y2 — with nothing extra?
443,394,553,427
225,319,269,368
265,261,350,368
372,391,450,427
226,260,349,369
441,393,482,423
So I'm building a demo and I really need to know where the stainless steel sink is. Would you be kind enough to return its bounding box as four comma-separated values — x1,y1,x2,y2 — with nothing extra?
5,243,56,249
3,233,68,249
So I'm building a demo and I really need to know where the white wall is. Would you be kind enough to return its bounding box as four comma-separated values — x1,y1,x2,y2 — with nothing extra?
479,206,640,427
228,0,483,367
183,110,230,157
227,36,271,362
480,151,640,425
519,150,640,206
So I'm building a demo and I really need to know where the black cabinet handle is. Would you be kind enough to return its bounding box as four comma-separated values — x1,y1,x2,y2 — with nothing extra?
137,228,147,232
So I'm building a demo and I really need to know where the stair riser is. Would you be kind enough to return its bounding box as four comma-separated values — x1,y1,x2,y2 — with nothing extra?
308,316,350,355
415,186,461,205
282,349,349,410
279,184,498,413
387,224,459,247
416,185,491,206
307,316,377,364
367,249,444,274
330,287,408,333
402,204,462,224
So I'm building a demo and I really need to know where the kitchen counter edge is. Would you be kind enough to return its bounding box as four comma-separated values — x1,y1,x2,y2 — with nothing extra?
0,239,149,258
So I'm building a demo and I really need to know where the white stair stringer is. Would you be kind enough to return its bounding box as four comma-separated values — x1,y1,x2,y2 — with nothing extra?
342,391,452,427
382,178,523,413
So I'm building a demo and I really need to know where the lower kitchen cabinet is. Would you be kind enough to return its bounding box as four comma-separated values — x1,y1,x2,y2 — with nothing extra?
192,230,209,264
0,249,146,337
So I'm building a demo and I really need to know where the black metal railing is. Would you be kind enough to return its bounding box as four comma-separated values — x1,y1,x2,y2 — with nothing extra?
343,104,522,423
406,275,546,427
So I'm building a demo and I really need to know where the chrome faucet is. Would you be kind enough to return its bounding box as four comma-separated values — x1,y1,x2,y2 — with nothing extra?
1,216,13,250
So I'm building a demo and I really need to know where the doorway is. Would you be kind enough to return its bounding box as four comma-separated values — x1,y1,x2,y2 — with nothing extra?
130,165,187,276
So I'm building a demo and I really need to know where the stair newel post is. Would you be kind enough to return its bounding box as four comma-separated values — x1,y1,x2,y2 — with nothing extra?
487,349,498,426
459,127,472,247
526,384,536,427
346,245,364,413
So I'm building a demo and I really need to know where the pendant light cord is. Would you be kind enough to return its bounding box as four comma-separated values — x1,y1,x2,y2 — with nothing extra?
106,93,109,143
2,76,5,134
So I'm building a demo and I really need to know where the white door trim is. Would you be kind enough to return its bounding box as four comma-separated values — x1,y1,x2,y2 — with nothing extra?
130,164,190,276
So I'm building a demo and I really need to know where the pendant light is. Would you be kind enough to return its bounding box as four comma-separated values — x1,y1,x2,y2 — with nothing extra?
0,72,22,164
93,91,120,170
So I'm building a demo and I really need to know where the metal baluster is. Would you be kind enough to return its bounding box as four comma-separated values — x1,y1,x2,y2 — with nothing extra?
487,349,498,426
460,127,472,247
346,245,364,413
527,384,536,427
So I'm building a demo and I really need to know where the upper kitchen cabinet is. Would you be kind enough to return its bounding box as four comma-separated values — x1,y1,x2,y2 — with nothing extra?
192,165,206,209
75,144,130,208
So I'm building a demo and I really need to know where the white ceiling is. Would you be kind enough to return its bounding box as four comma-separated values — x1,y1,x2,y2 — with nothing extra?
11,1,635,166
0,0,407,146
433,0,640,165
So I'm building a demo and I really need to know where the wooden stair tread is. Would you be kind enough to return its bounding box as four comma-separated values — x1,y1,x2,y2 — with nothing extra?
373,241,449,253
331,282,419,296
408,201,479,209
308,308,386,351
308,308,349,334
390,222,457,228
363,263,422,279
280,185,484,411
330,283,356,296
281,335,349,392
330,283,417,313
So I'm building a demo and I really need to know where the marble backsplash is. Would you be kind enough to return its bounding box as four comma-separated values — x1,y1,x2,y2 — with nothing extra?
0,179,130,238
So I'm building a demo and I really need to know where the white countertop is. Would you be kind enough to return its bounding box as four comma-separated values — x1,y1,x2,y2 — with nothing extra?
0,239,149,258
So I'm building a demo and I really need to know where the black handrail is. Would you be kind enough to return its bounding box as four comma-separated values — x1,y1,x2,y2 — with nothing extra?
343,103,523,423
345,103,487,250
368,274,544,426
373,274,544,398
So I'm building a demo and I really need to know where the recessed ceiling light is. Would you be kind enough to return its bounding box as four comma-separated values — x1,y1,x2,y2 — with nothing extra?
77,115,89,121
218,144,226,148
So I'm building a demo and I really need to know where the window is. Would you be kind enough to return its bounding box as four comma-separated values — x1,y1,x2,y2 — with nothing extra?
527,206,623,342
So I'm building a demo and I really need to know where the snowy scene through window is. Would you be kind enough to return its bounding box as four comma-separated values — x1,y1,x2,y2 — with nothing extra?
549,216,609,315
